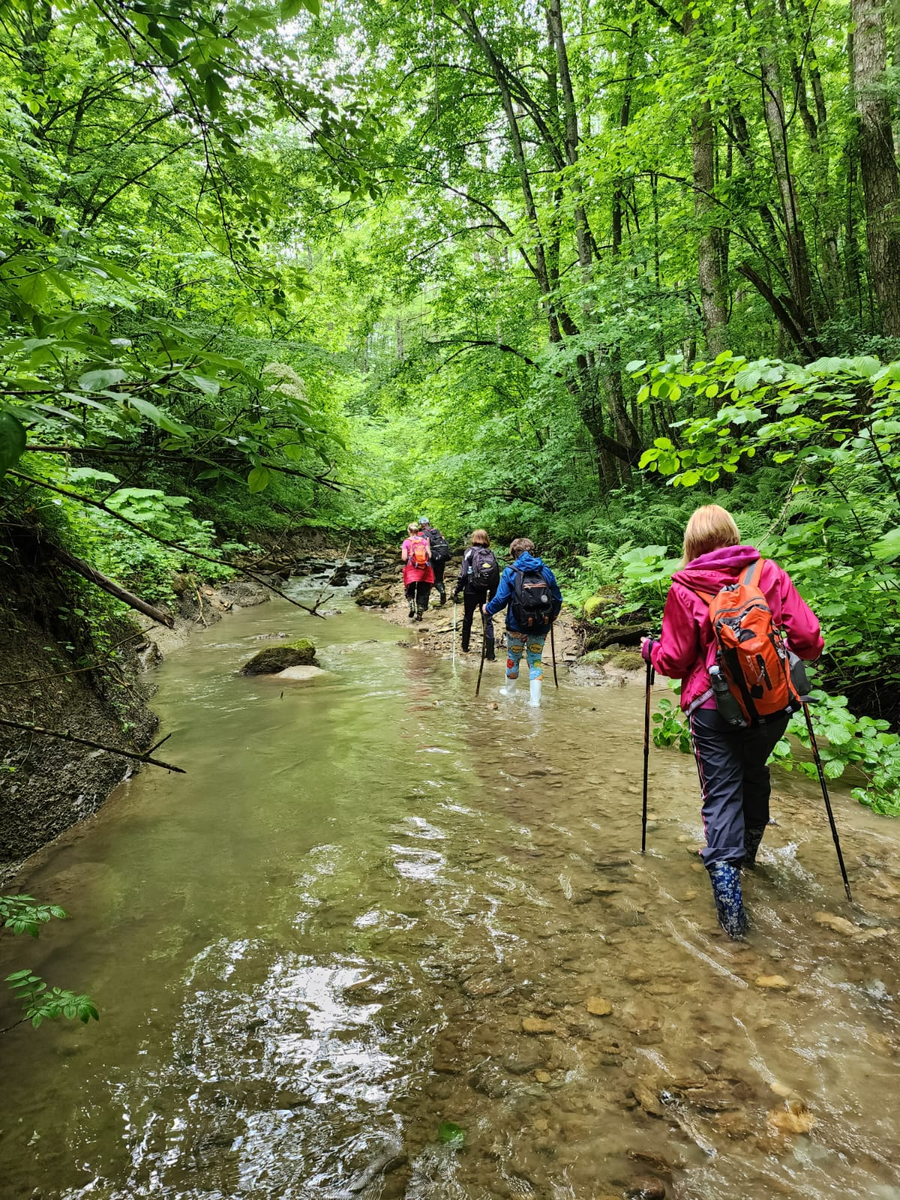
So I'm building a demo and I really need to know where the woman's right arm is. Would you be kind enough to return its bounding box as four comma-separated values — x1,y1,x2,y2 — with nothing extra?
649,585,702,679
456,550,469,590
779,569,824,660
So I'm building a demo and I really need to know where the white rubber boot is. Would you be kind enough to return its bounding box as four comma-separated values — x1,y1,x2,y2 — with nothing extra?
529,678,542,708
501,676,518,697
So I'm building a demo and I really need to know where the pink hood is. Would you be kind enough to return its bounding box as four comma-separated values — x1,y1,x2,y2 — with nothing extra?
648,545,824,712
672,544,761,597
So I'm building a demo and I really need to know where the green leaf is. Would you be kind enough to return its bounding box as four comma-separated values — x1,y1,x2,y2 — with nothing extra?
127,397,191,436
873,527,900,562
247,465,272,493
186,374,220,396
0,411,26,476
78,368,126,392
438,1121,465,1146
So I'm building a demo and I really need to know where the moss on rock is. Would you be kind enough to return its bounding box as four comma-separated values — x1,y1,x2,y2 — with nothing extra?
605,649,645,672
579,649,608,666
242,640,317,674
582,587,622,621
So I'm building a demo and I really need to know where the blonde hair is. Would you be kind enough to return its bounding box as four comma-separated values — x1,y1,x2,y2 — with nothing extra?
407,522,420,535
682,505,740,565
471,529,490,547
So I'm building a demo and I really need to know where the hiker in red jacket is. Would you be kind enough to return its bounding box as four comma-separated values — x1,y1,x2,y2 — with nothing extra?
642,504,823,938
401,522,434,621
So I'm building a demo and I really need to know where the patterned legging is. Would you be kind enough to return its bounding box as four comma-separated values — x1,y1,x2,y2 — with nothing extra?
506,631,546,682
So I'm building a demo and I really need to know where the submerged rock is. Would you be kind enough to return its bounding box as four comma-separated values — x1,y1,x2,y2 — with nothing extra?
345,1145,408,1193
522,1016,556,1035
767,1098,816,1135
755,975,791,990
275,665,325,683
586,996,613,1017
626,1177,667,1199
241,640,317,674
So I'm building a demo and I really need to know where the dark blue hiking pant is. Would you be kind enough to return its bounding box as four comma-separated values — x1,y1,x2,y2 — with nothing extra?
689,708,790,869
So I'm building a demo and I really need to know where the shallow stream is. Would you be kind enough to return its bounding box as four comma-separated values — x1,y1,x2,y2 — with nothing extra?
1,577,899,1199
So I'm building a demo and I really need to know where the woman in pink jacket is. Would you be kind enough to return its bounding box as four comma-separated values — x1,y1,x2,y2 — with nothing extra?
642,505,823,938
401,522,435,621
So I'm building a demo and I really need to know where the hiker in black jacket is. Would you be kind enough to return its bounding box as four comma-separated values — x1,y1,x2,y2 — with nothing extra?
452,529,499,661
419,517,451,606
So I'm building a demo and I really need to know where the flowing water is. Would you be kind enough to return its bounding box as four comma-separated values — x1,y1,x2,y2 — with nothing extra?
1,575,899,1200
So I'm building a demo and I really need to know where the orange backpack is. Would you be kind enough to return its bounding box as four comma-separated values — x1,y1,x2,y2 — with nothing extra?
690,559,801,726
408,536,429,569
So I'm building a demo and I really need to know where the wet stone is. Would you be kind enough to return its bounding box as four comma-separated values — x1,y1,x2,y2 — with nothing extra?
625,1176,667,1199
464,975,503,997
627,1150,673,1179
522,1017,556,1035
470,1064,510,1099
432,1041,461,1074
767,1099,816,1135
630,1082,665,1118
586,996,613,1017
504,1050,547,1075
755,974,791,990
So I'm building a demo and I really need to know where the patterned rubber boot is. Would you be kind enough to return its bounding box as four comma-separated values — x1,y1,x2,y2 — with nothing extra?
408,601,416,620
416,606,425,622
744,824,767,868
708,862,748,939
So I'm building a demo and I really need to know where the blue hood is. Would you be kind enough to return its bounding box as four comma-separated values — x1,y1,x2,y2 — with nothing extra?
512,552,545,571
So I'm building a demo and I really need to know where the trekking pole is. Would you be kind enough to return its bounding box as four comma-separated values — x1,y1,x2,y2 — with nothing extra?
549,621,559,688
475,611,487,697
803,702,853,902
641,657,656,854
452,599,457,674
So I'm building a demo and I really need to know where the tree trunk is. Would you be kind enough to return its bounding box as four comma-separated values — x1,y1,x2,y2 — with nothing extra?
692,99,729,355
757,1,816,337
49,542,175,627
683,13,729,355
851,0,900,336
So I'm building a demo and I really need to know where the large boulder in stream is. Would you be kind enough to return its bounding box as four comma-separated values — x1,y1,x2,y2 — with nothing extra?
355,586,394,607
241,639,318,675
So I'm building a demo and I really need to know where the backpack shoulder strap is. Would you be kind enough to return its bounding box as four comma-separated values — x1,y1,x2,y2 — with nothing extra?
743,558,765,587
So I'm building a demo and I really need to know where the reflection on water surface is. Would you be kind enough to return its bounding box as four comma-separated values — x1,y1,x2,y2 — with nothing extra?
1,585,898,1200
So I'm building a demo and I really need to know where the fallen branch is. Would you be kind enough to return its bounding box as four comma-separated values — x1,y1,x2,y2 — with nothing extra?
0,717,186,773
47,541,175,628
11,471,328,619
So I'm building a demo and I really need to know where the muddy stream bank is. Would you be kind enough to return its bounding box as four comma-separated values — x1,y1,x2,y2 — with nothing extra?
1,570,898,1200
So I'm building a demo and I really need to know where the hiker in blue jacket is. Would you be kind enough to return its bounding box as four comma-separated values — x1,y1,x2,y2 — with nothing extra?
484,537,563,708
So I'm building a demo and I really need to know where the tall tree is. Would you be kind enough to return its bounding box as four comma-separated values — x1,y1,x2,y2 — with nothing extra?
852,0,900,336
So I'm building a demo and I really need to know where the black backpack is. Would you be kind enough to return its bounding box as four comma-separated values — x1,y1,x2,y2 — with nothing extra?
428,528,451,563
510,567,555,631
468,546,499,592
